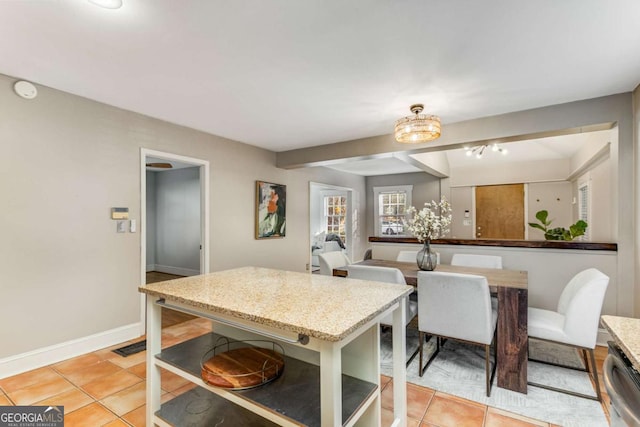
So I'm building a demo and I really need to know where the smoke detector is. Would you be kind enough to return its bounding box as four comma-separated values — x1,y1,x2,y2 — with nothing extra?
13,81,38,100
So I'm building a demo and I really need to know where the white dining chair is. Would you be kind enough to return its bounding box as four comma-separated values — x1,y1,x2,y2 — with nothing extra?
417,271,497,396
527,268,609,401
451,253,503,269
451,253,501,309
318,251,351,276
346,265,419,365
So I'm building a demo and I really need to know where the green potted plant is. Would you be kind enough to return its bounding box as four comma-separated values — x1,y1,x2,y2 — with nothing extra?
528,210,588,241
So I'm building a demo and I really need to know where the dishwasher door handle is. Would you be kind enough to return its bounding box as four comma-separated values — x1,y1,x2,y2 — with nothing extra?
603,354,640,426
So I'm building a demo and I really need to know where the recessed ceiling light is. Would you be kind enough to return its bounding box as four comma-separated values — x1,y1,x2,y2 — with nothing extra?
88,0,123,9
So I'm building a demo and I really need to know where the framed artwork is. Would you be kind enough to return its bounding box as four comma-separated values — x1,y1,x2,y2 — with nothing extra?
256,181,286,239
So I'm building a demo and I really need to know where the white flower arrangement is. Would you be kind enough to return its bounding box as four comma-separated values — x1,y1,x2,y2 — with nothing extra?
403,198,452,242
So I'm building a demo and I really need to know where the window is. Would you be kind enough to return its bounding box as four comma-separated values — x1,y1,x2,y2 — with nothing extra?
578,182,590,240
373,185,412,236
324,195,347,244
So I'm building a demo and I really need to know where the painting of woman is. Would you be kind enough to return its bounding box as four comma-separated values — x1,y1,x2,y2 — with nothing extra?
256,181,286,238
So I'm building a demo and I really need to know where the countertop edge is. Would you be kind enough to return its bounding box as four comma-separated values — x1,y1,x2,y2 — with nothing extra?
601,315,640,372
139,285,413,342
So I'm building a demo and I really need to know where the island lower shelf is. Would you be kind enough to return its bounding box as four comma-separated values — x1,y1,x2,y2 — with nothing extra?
154,332,378,427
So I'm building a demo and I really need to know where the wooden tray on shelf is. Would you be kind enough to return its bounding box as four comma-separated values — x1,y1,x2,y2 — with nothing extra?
201,339,285,390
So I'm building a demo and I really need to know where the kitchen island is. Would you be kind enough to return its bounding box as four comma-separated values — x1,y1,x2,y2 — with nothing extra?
601,315,640,371
139,266,413,427
600,315,640,425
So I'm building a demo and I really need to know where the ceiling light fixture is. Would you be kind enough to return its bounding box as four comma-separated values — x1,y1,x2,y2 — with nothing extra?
394,104,441,143
88,0,123,9
465,143,508,159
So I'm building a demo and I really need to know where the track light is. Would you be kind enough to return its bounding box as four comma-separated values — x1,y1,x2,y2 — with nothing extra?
464,143,508,159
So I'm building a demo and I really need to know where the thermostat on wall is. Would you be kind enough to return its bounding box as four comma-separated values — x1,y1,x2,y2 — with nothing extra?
13,80,38,99
111,207,129,220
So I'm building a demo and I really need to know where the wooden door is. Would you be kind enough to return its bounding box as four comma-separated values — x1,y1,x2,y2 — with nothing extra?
475,184,524,239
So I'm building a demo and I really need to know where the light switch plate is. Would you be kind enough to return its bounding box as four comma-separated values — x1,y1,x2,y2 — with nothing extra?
116,220,126,233
129,219,136,233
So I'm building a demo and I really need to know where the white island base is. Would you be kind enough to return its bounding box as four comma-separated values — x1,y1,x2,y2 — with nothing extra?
140,267,411,427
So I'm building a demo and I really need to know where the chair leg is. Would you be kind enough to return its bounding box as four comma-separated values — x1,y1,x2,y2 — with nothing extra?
485,344,490,397
581,348,589,370
419,332,424,376
419,333,440,377
485,329,497,397
406,331,421,367
527,341,602,402
587,348,603,402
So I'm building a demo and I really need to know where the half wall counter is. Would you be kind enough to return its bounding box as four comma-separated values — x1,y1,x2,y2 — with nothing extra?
369,237,619,341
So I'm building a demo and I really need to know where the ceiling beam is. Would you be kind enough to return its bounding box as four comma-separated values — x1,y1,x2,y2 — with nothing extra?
275,94,620,169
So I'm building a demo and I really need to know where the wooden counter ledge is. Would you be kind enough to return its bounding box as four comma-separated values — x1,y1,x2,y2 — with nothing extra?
369,237,617,251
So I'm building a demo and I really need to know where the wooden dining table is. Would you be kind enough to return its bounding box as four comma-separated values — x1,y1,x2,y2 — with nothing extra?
333,259,529,394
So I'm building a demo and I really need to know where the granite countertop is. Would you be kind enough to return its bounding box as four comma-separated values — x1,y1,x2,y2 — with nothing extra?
139,266,413,342
601,315,640,371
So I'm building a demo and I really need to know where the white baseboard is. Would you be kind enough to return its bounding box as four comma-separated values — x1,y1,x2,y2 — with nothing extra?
0,322,142,379
153,264,200,277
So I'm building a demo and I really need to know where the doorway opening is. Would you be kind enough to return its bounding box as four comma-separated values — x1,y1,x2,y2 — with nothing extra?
140,149,210,332
309,182,354,273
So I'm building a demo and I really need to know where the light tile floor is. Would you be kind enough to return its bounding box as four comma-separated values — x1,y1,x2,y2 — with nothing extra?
0,318,610,426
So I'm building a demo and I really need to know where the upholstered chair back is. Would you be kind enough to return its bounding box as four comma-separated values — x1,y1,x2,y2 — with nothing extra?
418,271,496,345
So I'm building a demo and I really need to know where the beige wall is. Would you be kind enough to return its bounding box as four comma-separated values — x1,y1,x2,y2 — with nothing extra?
528,181,573,240
449,187,474,239
0,73,366,360
450,158,571,187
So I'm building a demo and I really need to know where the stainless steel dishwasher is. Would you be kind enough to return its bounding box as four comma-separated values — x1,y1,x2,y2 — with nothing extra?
604,342,640,427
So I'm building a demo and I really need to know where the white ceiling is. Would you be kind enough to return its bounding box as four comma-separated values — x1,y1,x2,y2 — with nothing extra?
326,131,600,176
444,132,594,168
327,156,424,176
1,1,639,153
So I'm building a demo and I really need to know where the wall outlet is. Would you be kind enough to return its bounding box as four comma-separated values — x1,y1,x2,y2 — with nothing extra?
305,263,310,271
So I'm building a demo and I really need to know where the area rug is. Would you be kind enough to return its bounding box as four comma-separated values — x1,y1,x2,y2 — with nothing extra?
380,327,608,427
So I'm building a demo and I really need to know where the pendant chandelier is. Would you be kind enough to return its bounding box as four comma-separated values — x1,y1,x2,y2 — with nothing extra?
394,104,441,143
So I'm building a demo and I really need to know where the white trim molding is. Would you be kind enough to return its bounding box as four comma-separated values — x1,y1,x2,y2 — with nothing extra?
373,185,413,237
140,148,211,336
151,264,200,277
0,323,141,379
